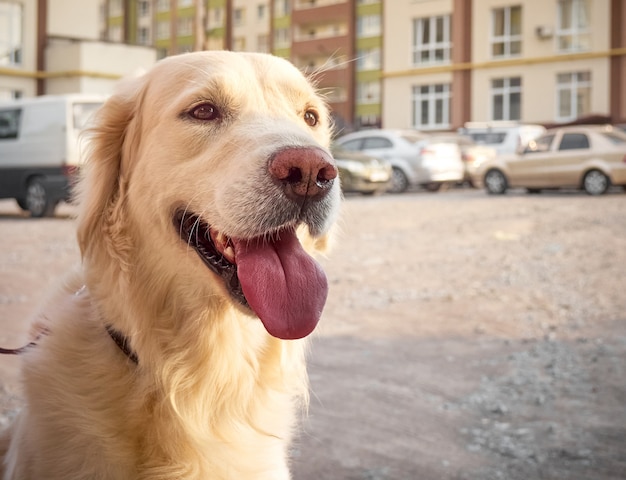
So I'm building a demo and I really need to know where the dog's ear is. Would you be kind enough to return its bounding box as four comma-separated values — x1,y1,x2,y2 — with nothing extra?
76,78,144,262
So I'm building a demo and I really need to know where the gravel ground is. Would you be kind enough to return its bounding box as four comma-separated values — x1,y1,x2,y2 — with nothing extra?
1,188,625,479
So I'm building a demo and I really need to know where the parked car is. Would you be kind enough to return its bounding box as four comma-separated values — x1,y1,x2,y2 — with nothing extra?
0,94,105,217
334,129,464,193
467,125,626,195
331,145,391,195
433,134,497,187
458,121,545,155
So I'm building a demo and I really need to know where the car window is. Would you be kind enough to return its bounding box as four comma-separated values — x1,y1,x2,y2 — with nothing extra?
524,134,555,153
468,132,507,145
340,139,363,151
601,132,626,144
558,133,590,150
362,137,393,149
0,108,21,140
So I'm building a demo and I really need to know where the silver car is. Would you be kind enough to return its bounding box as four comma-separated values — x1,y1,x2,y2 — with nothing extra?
334,129,464,193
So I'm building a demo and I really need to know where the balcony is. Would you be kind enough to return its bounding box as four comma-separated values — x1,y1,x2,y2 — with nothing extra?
292,2,351,25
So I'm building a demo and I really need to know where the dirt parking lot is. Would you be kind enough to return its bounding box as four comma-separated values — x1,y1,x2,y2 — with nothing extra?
1,188,625,480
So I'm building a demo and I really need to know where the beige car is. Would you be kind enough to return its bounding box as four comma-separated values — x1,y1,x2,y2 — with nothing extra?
467,125,626,195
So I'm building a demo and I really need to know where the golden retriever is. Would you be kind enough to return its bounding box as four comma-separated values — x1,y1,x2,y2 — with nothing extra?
0,51,340,479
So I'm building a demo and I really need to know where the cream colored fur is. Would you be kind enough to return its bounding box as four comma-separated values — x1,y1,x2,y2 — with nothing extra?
0,51,340,479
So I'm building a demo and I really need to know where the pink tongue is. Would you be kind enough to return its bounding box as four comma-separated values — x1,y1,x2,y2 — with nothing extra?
233,230,327,340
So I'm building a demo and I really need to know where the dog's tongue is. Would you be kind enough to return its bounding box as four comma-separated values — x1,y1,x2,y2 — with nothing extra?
233,230,327,340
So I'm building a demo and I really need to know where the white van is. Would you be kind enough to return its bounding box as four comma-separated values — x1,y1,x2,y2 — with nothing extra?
0,94,105,217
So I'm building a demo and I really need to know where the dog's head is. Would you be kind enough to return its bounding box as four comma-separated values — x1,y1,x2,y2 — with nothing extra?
77,51,341,340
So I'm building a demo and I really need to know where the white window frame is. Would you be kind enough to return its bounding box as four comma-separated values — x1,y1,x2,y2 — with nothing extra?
357,81,381,104
412,84,451,130
177,16,193,36
156,20,170,40
0,1,23,66
556,71,591,122
356,47,381,71
357,14,381,38
138,0,150,17
556,0,591,52
274,27,290,48
157,0,170,12
491,77,522,121
490,5,522,58
412,15,451,66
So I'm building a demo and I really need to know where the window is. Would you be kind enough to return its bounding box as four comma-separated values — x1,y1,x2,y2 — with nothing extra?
109,25,123,42
356,47,381,71
525,134,555,153
157,0,170,12
274,0,290,17
412,84,451,129
138,0,150,17
357,15,381,38
491,77,521,121
178,16,193,36
357,81,380,104
233,37,246,51
556,71,590,121
233,8,245,26
257,34,269,53
257,4,266,21
138,27,150,45
108,0,123,16
0,89,21,101
0,108,20,139
412,15,451,65
491,5,521,58
362,137,393,149
340,139,364,151
209,8,223,27
558,133,589,150
557,0,590,51
157,21,170,40
274,28,290,48
0,1,22,66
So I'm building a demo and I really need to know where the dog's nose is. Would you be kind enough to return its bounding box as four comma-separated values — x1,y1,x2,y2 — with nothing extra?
269,147,337,201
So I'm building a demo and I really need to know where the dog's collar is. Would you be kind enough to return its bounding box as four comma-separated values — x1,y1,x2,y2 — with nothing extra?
106,325,139,365
74,286,139,365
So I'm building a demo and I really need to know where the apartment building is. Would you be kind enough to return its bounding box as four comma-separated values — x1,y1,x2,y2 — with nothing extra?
383,0,626,131
0,0,155,99
101,0,383,130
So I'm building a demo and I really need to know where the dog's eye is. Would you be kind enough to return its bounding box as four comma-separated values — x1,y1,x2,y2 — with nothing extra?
189,103,220,121
304,110,319,127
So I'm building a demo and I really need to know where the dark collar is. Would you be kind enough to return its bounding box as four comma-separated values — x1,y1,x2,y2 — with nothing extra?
106,325,139,365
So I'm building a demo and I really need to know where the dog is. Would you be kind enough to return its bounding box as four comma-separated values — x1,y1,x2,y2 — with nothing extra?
0,51,341,479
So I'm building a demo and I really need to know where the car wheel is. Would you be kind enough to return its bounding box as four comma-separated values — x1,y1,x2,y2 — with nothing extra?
25,178,56,217
582,169,609,195
388,167,409,194
15,197,29,211
425,182,442,192
484,169,508,195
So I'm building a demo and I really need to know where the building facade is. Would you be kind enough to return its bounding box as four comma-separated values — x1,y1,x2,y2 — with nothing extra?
383,0,626,130
100,0,383,131
0,0,156,100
